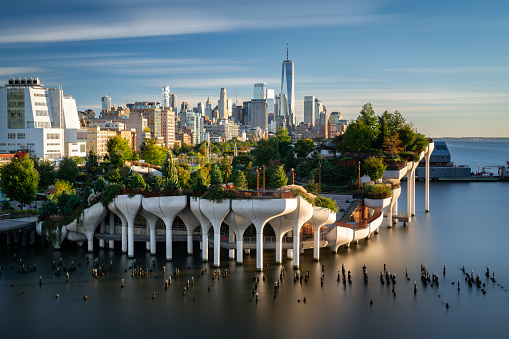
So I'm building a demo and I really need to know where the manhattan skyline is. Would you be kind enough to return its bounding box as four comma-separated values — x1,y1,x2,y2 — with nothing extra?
0,0,507,137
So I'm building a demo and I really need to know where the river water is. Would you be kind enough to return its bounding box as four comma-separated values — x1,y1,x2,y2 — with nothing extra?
1,142,508,339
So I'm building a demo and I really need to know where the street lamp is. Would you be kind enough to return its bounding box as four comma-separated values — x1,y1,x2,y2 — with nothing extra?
291,168,294,185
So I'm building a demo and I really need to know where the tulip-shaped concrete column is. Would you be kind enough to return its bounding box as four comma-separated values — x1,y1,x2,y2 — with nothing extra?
190,198,213,262
108,200,127,252
178,207,201,255
139,208,159,255
424,142,434,212
99,219,106,248
405,161,418,222
387,186,401,228
232,198,297,271
108,212,115,249
199,199,231,267
306,206,336,261
284,197,313,268
66,202,108,252
114,195,142,258
268,217,293,265
142,196,187,261
224,210,252,264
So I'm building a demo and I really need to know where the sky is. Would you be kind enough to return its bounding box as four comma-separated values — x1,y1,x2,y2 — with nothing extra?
0,0,508,137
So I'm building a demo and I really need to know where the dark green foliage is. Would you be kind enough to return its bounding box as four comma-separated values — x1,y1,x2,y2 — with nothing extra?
57,191,82,216
398,123,416,151
271,165,288,188
93,176,107,193
100,183,125,207
411,133,429,153
362,184,392,199
357,103,379,143
305,175,320,195
244,163,257,189
202,185,234,203
178,166,190,189
250,138,279,167
363,156,387,182
190,169,208,192
209,164,223,187
146,175,167,192
231,169,247,189
294,138,316,158
309,161,343,185
293,190,315,206
232,154,252,168
161,150,179,189
85,147,99,175
57,157,80,182
106,167,123,184
315,195,338,213
110,149,127,168
0,154,39,205
343,120,372,154
35,159,55,190
124,171,146,190
38,200,59,217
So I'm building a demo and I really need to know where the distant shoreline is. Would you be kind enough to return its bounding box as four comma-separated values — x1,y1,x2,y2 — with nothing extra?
433,137,509,140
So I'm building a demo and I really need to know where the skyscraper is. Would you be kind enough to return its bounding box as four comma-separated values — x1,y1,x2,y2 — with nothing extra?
219,88,228,120
162,86,170,107
254,83,266,99
101,95,111,112
205,97,212,118
304,96,316,125
169,93,178,113
280,41,295,130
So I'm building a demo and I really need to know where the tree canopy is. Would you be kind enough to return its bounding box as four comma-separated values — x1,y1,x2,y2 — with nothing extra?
35,159,55,190
85,147,99,176
161,150,179,189
294,138,316,158
57,157,80,182
140,139,166,166
0,154,39,205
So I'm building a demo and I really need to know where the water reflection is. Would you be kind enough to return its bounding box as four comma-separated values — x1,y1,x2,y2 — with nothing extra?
1,182,508,338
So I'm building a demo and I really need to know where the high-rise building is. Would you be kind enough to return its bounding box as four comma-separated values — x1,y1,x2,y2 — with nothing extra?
205,97,212,118
169,93,178,113
219,88,228,120
185,111,203,145
315,98,324,125
162,86,170,107
254,83,266,99
248,99,268,130
102,95,111,112
280,41,295,130
304,96,316,125
180,102,189,113
161,108,175,148
0,77,87,160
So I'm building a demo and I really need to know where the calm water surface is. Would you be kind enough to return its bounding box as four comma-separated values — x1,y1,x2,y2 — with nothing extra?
442,139,509,170
1,181,508,339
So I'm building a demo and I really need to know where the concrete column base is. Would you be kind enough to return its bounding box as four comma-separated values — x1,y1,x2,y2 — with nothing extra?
287,249,293,259
229,249,235,260
99,239,105,248
109,240,114,249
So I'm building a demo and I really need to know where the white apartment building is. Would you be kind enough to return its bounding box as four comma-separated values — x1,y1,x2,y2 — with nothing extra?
0,77,87,160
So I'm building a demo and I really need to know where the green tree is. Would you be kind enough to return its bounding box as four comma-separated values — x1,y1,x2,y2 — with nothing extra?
363,156,387,182
343,120,372,154
52,179,74,199
0,154,39,206
191,169,208,192
35,159,55,190
383,134,403,158
107,135,137,162
232,154,252,168
57,157,80,182
106,168,123,184
251,138,280,167
109,149,126,168
294,138,316,158
275,127,295,170
85,147,99,176
358,103,379,141
398,123,417,151
140,139,166,166
209,164,223,187
177,167,190,189
125,171,146,190
161,150,179,189
271,165,288,188
244,162,257,189
93,176,107,193
146,175,166,191
231,169,247,189
57,191,82,215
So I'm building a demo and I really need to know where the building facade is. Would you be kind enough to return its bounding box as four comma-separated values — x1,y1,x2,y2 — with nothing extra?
0,77,87,160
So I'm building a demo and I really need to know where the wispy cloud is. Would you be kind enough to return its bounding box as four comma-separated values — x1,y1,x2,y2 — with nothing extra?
0,67,42,77
0,1,387,44
377,66,509,74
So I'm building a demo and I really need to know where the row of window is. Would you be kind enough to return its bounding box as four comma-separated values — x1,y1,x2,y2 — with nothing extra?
35,110,49,116
33,93,48,97
38,122,51,128
7,133,26,139
34,102,47,106
47,133,60,139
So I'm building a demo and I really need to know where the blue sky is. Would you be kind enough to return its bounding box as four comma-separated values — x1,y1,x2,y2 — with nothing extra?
1,0,508,137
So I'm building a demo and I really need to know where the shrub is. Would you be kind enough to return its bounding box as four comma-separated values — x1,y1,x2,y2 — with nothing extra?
39,200,59,217
202,185,234,203
362,184,392,199
315,195,338,213
363,156,387,182
93,176,107,193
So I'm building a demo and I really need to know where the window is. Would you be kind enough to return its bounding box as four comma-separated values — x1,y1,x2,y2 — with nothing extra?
34,102,47,106
34,93,47,97
38,122,51,128
17,133,25,139
35,110,49,116
8,133,16,139
47,133,60,140
7,89,25,129
47,143,60,146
